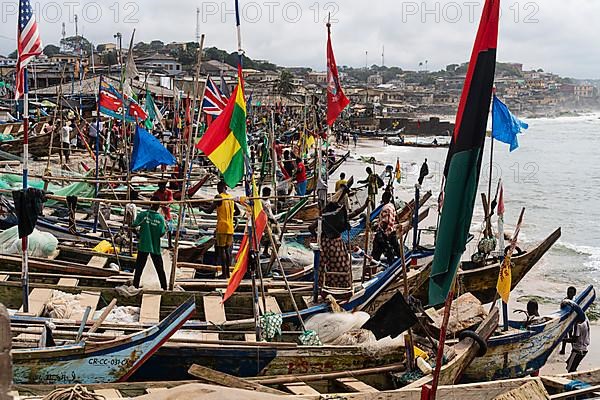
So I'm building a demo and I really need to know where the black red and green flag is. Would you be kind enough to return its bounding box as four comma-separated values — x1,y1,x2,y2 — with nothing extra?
428,0,500,306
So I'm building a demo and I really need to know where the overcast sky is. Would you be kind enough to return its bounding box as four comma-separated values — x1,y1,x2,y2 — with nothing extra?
1,0,598,78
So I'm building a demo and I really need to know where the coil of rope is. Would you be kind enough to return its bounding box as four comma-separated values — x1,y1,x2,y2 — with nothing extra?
42,384,106,400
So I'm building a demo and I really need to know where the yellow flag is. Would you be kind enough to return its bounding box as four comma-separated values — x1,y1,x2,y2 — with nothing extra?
496,255,512,303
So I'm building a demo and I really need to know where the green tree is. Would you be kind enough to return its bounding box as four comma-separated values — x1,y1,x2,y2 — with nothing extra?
172,42,200,66
60,36,93,55
278,70,294,95
8,50,17,59
150,40,164,51
43,44,60,57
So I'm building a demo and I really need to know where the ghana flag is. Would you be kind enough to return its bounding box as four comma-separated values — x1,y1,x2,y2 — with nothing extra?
196,66,248,188
428,0,500,306
222,176,267,303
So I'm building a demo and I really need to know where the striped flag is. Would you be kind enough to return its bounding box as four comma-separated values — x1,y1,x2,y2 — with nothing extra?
222,177,267,303
196,66,248,188
203,76,229,116
497,206,524,304
15,0,43,100
428,0,499,306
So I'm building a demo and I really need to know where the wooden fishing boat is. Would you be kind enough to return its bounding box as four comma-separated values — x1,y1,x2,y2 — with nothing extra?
3,249,434,334
11,297,195,384
17,322,600,399
0,131,61,158
462,284,596,382
384,137,450,148
4,376,559,399
413,228,562,304
133,336,407,380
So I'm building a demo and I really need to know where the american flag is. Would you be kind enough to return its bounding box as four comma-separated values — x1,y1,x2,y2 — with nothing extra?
202,76,228,116
15,0,42,100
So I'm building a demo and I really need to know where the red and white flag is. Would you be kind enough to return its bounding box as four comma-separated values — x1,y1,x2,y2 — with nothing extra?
15,0,43,100
326,22,350,127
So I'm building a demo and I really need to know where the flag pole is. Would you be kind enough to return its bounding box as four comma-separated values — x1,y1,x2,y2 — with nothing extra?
169,34,205,291
21,68,30,313
234,0,262,340
93,76,102,232
426,275,457,400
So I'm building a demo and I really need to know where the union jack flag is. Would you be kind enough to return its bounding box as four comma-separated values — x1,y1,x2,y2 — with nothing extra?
202,76,228,116
15,0,42,100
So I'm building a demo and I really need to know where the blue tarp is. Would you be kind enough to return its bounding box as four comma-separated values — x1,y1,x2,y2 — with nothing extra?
131,126,176,171
492,95,529,152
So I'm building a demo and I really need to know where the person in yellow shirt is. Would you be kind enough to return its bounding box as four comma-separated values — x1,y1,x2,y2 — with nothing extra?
202,181,237,279
335,172,347,193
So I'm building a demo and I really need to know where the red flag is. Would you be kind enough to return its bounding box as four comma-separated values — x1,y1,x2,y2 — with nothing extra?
497,181,504,216
326,23,350,127
128,100,148,121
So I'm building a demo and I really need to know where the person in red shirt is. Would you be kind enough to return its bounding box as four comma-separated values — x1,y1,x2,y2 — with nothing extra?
274,140,284,160
153,181,174,247
294,157,307,196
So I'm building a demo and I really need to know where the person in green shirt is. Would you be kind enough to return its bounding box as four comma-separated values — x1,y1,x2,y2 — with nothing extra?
132,196,168,290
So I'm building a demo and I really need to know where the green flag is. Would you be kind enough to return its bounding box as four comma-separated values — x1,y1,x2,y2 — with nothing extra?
428,0,499,305
144,90,157,130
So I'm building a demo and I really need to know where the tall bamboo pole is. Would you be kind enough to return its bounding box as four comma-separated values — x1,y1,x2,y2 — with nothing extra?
169,34,205,291
20,69,30,312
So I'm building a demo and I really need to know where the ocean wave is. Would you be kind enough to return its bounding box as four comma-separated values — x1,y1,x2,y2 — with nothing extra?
553,241,600,271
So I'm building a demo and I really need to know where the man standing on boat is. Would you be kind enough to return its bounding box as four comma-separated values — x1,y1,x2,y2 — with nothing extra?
566,314,590,372
371,191,401,265
335,172,347,192
132,196,168,290
202,181,236,279
358,167,380,206
294,157,308,196
418,158,429,186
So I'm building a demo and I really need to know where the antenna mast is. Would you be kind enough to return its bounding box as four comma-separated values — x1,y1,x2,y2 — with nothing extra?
196,8,201,43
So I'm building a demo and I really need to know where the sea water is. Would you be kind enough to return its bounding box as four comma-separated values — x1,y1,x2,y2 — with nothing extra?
333,114,600,308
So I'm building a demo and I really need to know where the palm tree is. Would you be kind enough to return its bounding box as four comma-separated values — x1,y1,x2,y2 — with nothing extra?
278,70,294,95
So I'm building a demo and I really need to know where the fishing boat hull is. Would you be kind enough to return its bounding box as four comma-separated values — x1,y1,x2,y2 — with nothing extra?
131,340,405,380
12,297,195,384
462,284,595,382
413,228,561,304
384,137,450,148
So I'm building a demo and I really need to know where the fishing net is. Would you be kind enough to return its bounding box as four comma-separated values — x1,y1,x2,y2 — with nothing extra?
277,239,313,269
329,329,376,345
0,226,58,258
43,290,89,319
304,311,370,344
259,312,282,341
298,330,322,346
93,305,140,324
45,181,96,207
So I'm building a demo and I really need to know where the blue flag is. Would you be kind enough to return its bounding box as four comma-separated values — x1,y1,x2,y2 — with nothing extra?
492,95,528,152
131,126,176,171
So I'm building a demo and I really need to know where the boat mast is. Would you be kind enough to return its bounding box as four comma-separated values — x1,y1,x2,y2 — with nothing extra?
20,69,30,312
169,34,206,290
